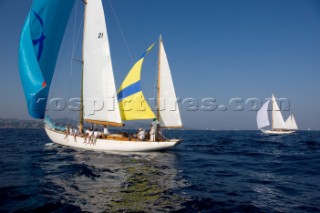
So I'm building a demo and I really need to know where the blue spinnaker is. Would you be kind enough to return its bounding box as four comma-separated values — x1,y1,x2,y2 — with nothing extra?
19,0,75,119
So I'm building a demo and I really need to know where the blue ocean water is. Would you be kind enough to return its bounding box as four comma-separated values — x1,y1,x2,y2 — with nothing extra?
0,129,319,212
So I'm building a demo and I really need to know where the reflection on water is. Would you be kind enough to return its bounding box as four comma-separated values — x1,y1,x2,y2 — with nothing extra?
41,144,185,212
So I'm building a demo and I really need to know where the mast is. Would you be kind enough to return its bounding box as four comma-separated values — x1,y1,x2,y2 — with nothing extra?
271,95,274,130
157,35,162,121
79,0,87,132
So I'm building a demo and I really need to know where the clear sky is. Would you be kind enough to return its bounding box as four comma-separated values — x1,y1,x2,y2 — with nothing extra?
0,0,320,130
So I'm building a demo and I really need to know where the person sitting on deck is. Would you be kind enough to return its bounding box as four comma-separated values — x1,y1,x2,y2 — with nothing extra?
93,130,100,144
137,128,146,141
84,128,93,144
64,125,70,140
78,125,84,135
89,129,95,144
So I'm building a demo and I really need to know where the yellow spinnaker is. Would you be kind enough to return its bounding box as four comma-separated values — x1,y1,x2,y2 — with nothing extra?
117,42,156,121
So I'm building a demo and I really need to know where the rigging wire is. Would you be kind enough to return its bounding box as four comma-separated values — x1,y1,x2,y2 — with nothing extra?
68,2,85,126
71,12,84,56
50,2,83,126
108,0,134,63
47,31,70,126
67,1,79,127
69,2,85,126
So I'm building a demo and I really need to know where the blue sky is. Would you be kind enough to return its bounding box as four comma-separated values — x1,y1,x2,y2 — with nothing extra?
0,0,320,130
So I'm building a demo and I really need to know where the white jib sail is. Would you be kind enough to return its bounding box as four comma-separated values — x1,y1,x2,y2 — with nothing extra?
285,115,298,130
271,95,286,129
158,39,182,128
257,100,270,129
83,0,122,124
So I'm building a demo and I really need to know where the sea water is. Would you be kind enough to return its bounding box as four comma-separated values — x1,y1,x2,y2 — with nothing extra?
0,129,319,212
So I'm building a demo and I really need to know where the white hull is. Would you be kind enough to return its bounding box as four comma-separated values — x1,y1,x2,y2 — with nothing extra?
45,126,182,152
260,129,295,134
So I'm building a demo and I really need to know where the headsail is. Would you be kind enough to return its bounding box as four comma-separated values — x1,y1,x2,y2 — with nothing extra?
83,0,122,126
285,115,298,130
158,38,182,128
117,43,156,121
271,95,287,130
257,100,270,129
19,0,75,119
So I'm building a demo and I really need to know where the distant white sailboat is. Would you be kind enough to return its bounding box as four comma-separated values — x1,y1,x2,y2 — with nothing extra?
257,95,298,134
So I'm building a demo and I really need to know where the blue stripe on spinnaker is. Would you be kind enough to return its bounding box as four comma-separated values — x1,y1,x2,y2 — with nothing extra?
117,81,141,102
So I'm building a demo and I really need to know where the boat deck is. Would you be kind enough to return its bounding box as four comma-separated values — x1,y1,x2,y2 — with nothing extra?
47,126,169,143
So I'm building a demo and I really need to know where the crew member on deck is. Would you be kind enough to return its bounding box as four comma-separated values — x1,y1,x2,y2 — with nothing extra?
93,129,100,144
137,128,146,141
64,125,70,140
84,128,93,144
73,128,78,142
150,118,160,141
78,124,83,135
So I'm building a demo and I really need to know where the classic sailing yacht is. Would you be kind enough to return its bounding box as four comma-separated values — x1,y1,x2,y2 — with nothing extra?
19,0,182,151
256,95,298,134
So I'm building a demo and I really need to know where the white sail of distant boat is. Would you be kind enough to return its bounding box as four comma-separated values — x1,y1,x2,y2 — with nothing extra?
271,95,287,130
19,0,182,152
285,115,298,130
256,100,270,130
256,94,298,134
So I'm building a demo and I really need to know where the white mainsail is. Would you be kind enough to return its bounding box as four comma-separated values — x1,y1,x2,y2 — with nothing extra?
83,0,122,125
158,38,182,128
257,100,270,129
271,95,286,130
285,115,298,130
